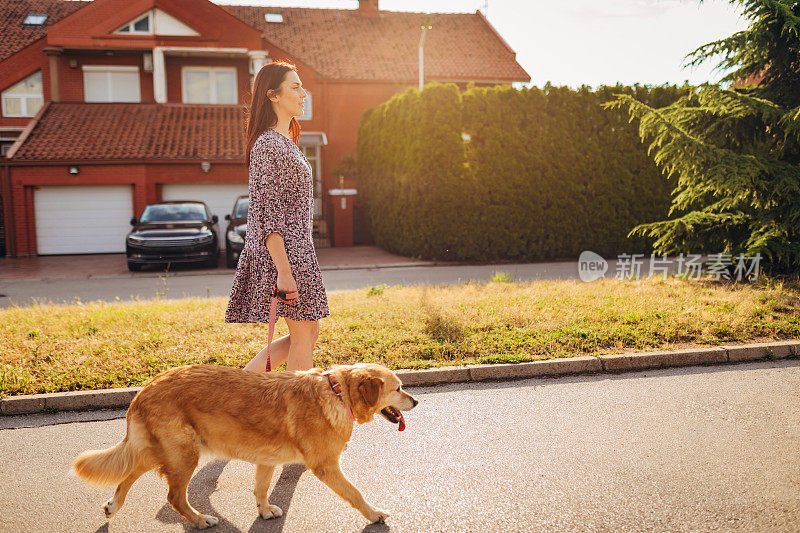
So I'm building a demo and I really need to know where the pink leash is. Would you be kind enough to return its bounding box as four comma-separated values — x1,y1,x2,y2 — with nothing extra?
265,283,299,372
263,287,354,422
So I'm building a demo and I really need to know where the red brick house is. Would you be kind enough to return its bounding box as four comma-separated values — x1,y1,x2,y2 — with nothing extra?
0,0,529,257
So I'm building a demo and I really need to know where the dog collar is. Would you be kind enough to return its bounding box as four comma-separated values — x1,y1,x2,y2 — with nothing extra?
322,371,356,421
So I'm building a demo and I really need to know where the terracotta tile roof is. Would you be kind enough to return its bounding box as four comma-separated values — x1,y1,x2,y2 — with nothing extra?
222,5,530,82
0,0,88,62
10,102,246,161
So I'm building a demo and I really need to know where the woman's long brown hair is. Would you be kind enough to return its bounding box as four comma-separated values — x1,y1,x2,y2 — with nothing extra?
244,61,302,167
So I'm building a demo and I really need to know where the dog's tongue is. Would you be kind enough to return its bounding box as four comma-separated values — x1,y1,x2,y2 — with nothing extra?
397,410,405,432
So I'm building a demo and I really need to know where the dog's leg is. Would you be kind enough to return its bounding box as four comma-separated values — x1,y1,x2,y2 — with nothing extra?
162,448,219,529
104,463,150,518
165,472,219,529
254,464,283,519
310,462,389,523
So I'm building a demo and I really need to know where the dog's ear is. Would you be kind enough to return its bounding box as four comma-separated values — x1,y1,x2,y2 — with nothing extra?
357,376,383,406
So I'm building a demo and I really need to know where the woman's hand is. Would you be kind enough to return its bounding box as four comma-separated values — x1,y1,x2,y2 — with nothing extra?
277,270,298,295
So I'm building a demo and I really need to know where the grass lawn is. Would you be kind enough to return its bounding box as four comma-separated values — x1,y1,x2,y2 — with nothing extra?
1,275,799,397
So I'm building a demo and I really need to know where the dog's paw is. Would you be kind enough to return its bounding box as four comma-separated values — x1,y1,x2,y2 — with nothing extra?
258,503,283,519
366,507,389,523
195,514,219,529
103,497,119,518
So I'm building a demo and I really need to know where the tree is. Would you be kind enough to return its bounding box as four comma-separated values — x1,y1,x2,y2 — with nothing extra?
602,0,800,275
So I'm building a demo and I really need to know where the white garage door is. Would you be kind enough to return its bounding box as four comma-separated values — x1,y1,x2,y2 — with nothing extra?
161,183,248,249
34,185,133,255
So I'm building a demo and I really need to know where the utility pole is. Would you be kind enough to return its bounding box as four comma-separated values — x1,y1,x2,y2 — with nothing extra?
419,14,434,92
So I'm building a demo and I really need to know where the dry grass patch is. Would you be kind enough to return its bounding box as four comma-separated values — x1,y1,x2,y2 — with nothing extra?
1,276,799,396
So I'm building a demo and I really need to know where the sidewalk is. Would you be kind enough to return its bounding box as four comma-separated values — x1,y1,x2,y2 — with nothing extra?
0,246,447,281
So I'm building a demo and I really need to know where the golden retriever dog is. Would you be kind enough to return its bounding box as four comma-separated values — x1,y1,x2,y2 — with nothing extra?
73,363,418,528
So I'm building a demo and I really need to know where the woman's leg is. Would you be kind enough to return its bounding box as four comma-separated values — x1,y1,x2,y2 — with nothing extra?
283,317,319,371
243,333,291,373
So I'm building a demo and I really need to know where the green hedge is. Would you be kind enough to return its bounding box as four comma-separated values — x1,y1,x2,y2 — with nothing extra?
357,82,689,262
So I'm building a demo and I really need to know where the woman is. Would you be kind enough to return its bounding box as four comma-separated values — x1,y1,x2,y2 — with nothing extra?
225,61,329,372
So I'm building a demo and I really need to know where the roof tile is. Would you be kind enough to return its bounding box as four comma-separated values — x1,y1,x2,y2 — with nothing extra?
224,5,530,81
0,0,88,62
11,102,246,161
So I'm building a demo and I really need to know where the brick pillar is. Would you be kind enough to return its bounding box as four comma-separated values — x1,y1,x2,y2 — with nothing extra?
328,189,357,247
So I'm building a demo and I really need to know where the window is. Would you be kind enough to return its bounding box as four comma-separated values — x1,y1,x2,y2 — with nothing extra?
265,13,284,23
114,9,199,36
23,14,48,25
2,71,43,117
182,68,237,104
298,91,312,121
140,203,208,222
0,129,23,156
301,145,323,217
82,66,141,103
234,198,249,218
116,12,151,34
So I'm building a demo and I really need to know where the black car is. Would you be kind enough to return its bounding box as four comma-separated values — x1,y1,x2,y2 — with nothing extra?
224,194,248,268
126,201,220,271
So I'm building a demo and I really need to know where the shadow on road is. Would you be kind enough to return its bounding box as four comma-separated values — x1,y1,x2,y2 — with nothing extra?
247,463,305,533
154,460,233,532
361,522,391,533
0,408,126,430
150,460,306,533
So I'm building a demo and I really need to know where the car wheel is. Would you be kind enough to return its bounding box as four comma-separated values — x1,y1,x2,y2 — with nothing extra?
128,262,142,272
226,250,237,269
205,253,219,269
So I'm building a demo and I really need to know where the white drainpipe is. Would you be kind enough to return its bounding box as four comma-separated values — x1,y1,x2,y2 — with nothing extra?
153,46,166,103
248,50,269,88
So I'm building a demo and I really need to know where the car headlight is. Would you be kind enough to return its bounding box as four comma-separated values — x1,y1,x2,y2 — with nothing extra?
128,236,144,245
196,233,214,244
227,230,244,243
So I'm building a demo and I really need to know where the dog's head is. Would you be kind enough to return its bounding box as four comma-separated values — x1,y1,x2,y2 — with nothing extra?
340,363,418,429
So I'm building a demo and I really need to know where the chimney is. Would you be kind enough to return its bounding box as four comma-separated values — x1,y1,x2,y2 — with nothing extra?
358,0,379,17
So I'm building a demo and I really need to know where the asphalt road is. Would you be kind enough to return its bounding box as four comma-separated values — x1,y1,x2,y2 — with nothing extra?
0,259,685,308
2,359,799,532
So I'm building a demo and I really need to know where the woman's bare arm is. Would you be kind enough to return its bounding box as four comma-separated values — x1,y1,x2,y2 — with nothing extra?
265,232,291,276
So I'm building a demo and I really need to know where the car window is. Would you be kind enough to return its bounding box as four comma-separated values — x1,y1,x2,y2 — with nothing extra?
140,204,207,222
235,198,249,219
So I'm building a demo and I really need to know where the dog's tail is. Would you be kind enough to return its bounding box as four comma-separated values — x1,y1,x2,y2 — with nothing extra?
73,438,136,486
73,420,148,486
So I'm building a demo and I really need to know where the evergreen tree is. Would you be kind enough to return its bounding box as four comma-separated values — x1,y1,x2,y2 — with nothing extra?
602,0,800,275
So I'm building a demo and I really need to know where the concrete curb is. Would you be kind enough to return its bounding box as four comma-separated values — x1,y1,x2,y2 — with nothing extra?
599,346,728,372
0,387,141,416
2,340,798,416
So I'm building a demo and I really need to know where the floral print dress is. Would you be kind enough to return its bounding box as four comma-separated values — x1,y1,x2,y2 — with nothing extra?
225,128,330,322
